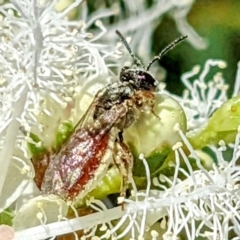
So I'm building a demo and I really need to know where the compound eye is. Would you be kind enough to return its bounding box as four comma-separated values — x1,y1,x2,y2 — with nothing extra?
120,66,132,82
138,72,157,90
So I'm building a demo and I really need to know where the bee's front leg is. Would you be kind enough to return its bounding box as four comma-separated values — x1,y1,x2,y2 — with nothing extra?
113,135,133,202
134,91,160,120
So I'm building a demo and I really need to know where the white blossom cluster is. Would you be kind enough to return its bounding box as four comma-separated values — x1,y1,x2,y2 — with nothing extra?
0,0,119,218
13,126,240,240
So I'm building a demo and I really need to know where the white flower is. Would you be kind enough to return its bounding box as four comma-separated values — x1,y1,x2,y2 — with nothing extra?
13,127,240,240
104,0,206,65
12,60,240,239
1,0,240,240
0,0,119,213
160,59,228,132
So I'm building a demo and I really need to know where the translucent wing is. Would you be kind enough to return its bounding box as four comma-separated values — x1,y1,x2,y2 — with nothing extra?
41,124,118,200
41,98,129,200
32,87,107,190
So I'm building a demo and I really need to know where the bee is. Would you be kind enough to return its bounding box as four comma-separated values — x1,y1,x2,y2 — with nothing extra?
34,31,187,202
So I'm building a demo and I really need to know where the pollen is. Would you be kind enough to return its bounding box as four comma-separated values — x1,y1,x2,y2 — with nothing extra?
99,224,107,231
117,196,125,204
218,60,227,68
20,165,30,174
173,123,180,131
172,142,183,150
36,212,43,220
151,230,159,238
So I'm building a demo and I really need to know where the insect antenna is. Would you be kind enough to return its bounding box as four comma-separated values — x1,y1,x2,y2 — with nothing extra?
146,35,188,71
116,30,144,67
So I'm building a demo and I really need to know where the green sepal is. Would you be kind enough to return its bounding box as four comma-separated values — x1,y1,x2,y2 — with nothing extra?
28,121,74,160
0,209,13,226
27,132,47,160
129,143,172,188
54,121,74,151
132,143,171,177
74,167,122,207
189,95,240,149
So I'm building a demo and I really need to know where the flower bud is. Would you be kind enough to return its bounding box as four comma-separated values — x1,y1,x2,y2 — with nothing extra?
124,93,187,156
189,95,240,149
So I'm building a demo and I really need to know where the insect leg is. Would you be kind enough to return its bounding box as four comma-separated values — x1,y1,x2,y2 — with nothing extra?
118,131,124,142
151,108,161,121
113,139,133,200
135,91,161,120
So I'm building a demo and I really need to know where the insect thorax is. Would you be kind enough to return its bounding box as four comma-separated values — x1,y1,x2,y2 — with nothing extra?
93,82,134,119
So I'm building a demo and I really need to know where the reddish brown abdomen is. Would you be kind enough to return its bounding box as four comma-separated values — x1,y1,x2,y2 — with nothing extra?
41,127,112,200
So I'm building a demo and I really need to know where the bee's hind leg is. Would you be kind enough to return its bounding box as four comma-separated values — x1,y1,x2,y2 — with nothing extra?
113,134,133,207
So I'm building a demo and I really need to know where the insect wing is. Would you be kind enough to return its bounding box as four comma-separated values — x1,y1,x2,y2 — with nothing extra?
41,125,118,200
41,96,129,200
72,88,106,130
31,89,104,190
